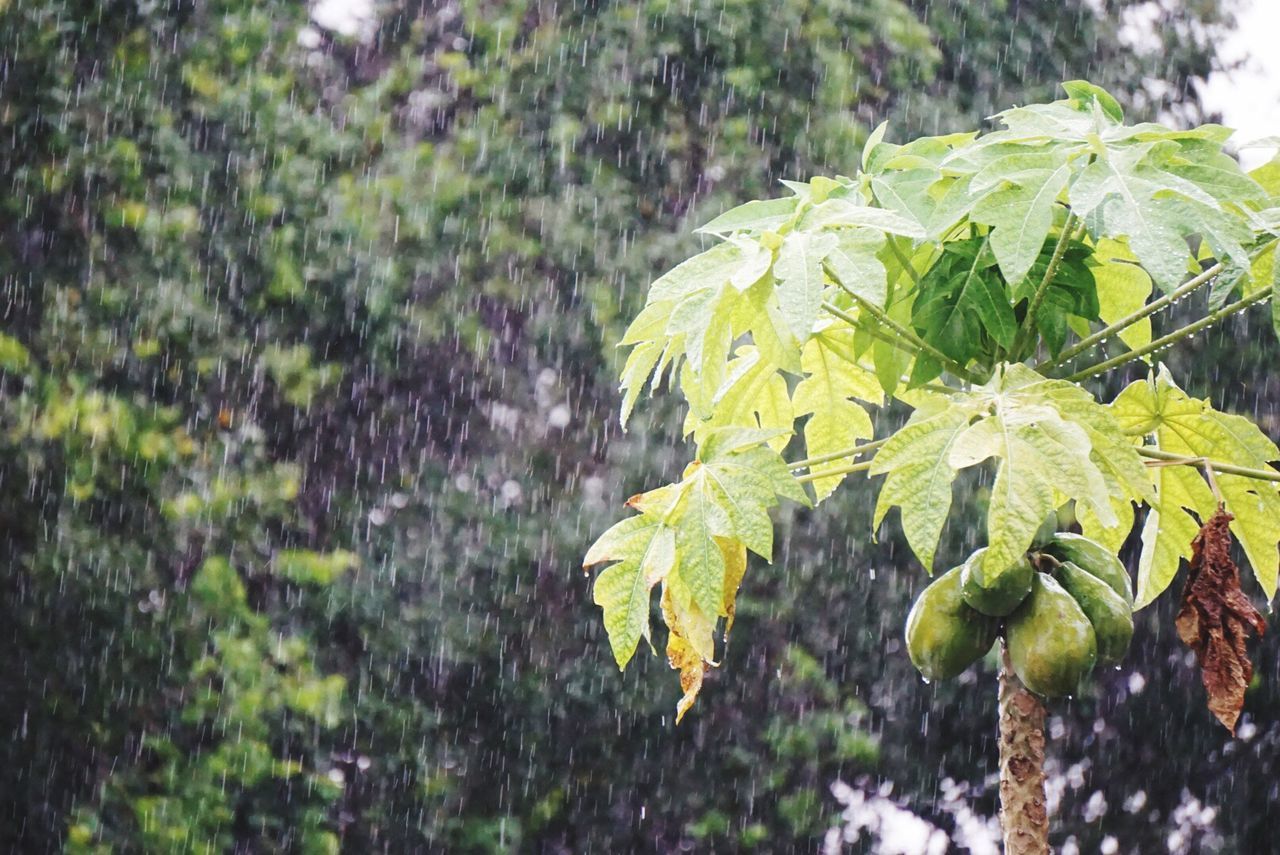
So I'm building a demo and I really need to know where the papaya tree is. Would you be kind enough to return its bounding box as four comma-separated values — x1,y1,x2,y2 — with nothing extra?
582,81,1280,851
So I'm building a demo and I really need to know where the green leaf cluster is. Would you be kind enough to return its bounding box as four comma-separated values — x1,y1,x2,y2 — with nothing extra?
584,429,808,718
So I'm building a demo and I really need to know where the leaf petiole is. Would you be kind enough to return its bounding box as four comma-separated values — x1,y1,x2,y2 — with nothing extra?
795,459,873,484
1010,209,1079,361
887,237,922,288
822,290,986,385
1065,285,1273,382
820,300,921,358
790,436,890,471
1137,446,1280,485
1036,262,1224,372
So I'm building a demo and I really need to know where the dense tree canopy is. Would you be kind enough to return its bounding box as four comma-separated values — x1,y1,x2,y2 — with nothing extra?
3,0,1272,851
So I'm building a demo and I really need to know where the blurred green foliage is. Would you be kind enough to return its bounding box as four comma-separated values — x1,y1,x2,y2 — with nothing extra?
2,0,1264,851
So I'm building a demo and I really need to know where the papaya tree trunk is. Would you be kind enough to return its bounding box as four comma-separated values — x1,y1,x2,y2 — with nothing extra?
998,642,1049,854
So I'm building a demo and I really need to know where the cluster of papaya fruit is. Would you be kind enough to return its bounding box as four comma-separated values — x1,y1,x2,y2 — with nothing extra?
905,521,1134,697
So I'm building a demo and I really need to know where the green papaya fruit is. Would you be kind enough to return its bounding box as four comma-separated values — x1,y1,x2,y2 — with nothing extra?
960,547,1035,616
1055,560,1134,667
1041,533,1133,606
905,566,1000,682
1006,573,1097,697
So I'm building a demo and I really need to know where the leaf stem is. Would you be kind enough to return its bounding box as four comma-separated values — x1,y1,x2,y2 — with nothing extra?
1035,262,1223,371
795,459,873,484
1137,446,1280,485
1201,459,1224,505
790,436,890,471
1011,210,1078,361
1064,285,1272,382
821,300,921,357
822,291,985,384
887,237,922,288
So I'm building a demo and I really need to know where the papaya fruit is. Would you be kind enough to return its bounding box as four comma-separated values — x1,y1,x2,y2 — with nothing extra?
1041,532,1133,606
1006,573,1097,697
905,566,1000,682
960,547,1034,617
1055,560,1134,667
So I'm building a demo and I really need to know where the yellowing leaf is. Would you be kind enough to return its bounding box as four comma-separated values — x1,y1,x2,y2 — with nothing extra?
1250,238,1277,298
872,365,1133,577
669,285,735,417
1089,238,1153,351
720,539,748,640
584,432,805,708
774,231,837,340
662,538,744,722
618,339,664,428
584,515,675,668
1250,154,1280,199
684,346,793,452
690,433,810,560
822,227,888,307
662,582,712,724
671,472,734,619
1011,365,1152,546
732,274,804,374
1111,366,1280,607
1137,460,1214,610
647,240,751,303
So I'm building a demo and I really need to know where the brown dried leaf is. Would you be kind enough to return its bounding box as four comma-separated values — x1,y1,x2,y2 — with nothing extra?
1175,509,1268,733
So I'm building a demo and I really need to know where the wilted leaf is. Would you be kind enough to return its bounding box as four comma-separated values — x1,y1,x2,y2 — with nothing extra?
1175,509,1267,733
661,573,717,723
584,431,807,714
